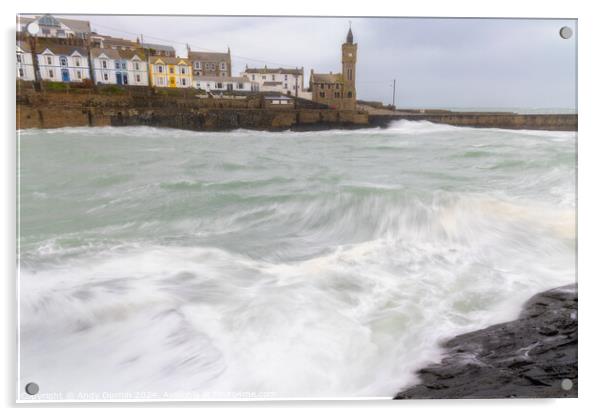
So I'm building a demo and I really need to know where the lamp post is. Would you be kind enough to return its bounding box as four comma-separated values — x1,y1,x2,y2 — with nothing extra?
26,22,42,92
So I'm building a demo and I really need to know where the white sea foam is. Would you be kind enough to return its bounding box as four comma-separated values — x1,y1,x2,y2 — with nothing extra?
18,123,576,399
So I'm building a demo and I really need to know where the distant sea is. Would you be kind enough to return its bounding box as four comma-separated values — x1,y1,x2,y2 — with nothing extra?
18,121,576,399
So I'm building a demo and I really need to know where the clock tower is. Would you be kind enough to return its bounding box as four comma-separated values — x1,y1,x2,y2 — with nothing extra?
341,27,357,109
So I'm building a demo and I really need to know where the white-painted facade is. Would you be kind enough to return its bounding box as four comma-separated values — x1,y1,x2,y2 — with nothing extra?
16,44,35,81
37,48,90,82
242,67,304,96
193,76,259,92
92,50,148,86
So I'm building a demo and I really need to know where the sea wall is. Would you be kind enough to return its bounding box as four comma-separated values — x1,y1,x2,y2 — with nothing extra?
16,85,576,132
16,88,369,131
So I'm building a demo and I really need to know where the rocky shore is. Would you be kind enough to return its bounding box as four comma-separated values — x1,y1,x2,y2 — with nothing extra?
395,284,577,399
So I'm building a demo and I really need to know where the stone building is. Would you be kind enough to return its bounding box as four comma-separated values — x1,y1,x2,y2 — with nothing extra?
309,28,357,110
188,49,232,77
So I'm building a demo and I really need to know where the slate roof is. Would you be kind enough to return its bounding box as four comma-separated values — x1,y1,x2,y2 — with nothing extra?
36,40,87,56
194,75,250,83
144,43,176,53
311,73,343,83
189,51,230,62
244,67,303,76
150,56,190,65
91,48,146,60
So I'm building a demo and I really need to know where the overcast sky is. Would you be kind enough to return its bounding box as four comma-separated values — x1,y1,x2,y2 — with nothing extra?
61,15,577,109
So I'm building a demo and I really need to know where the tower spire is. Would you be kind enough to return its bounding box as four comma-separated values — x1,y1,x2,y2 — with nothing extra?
346,22,354,44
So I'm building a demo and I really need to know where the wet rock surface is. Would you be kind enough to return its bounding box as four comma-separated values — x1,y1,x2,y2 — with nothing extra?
395,284,577,399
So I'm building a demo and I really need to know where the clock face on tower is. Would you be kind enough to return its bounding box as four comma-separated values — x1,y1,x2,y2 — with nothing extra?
348,53,353,57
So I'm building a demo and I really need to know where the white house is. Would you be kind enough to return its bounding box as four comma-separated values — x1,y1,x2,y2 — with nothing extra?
91,48,148,86
16,42,35,81
193,76,258,93
241,66,304,96
37,44,90,83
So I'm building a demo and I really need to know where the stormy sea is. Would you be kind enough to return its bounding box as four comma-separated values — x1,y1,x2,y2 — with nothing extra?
18,121,576,400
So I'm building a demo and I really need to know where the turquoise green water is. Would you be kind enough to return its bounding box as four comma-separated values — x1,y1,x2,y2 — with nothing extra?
18,121,576,399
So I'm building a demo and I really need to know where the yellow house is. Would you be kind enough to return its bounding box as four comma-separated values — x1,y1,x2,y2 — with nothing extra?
149,57,192,88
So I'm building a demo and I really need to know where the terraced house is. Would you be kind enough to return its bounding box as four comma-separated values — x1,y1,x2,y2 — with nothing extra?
91,48,148,86
149,57,192,88
35,42,90,83
16,41,35,81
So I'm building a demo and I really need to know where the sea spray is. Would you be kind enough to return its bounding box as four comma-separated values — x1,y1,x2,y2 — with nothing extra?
18,121,576,398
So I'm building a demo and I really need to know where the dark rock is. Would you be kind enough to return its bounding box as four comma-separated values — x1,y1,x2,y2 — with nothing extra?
394,284,577,399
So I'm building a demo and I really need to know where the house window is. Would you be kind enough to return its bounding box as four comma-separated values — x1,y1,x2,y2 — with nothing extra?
102,60,107,69
60,57,68,67
252,74,255,80
46,56,52,65
158,65,163,73
48,69,54,78
134,62,140,70
347,91,353,98
347,69,352,80
75,59,80,67
220,62,225,70
195,62,200,69
271,75,275,81
181,78,186,86
18,68,24,77
319,91,325,98
334,92,340,98
336,84,340,89
262,75,266,80
180,66,186,74
284,83,288,88
103,73,108,81
238,83,244,89
284,75,288,80
76,70,81,79
17,54,22,63
217,82,223,89
57,29,65,37
320,84,324,89
169,67,174,74
136,74,141,82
